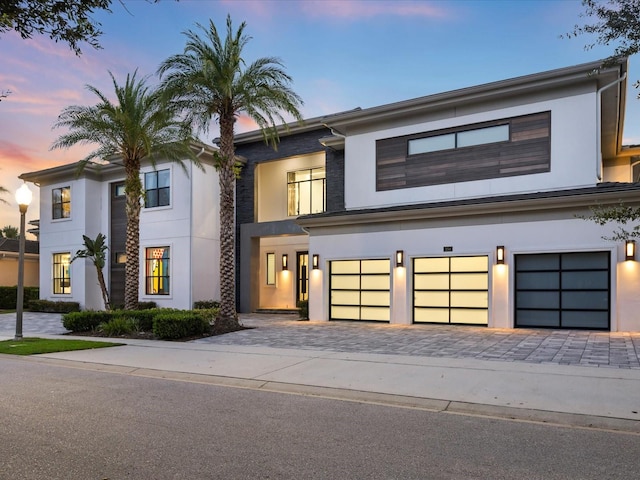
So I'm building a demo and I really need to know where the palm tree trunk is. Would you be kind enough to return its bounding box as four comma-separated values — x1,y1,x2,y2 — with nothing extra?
217,113,239,329
124,162,142,311
96,265,111,310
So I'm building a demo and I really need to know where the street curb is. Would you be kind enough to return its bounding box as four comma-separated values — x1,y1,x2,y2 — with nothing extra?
10,354,640,435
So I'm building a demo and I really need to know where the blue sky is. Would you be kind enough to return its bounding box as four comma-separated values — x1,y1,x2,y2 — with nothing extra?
0,0,637,233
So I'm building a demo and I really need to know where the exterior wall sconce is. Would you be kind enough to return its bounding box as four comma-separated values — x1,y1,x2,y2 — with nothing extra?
626,240,636,261
282,254,288,270
396,250,404,267
312,254,319,270
496,246,505,265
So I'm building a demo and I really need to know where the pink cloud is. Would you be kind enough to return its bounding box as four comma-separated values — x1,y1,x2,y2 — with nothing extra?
299,0,449,19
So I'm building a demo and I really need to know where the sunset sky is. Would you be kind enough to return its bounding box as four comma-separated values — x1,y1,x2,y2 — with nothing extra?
1,0,639,237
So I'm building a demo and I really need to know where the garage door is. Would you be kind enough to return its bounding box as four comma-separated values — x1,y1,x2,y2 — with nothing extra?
330,259,390,321
413,256,489,325
515,252,610,330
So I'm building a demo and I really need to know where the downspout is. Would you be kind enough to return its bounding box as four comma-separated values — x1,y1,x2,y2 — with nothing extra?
596,71,627,181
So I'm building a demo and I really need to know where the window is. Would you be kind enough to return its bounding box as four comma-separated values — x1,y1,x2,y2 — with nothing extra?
145,247,170,295
144,169,170,208
53,253,71,294
408,124,509,155
287,167,326,216
114,183,126,197
266,253,276,285
52,187,71,219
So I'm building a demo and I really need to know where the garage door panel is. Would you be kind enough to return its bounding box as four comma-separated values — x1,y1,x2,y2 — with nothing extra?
516,309,560,327
561,311,609,329
361,259,390,274
331,275,360,289
451,256,488,272
414,308,450,323
516,291,560,309
331,290,360,305
562,252,609,269
414,274,449,290
451,309,488,325
450,291,488,308
331,306,360,320
450,273,488,290
361,275,390,290
517,254,559,271
415,291,449,307
516,272,559,290
561,271,608,289
361,307,390,321
561,291,608,310
361,291,390,306
331,261,361,274
414,257,449,272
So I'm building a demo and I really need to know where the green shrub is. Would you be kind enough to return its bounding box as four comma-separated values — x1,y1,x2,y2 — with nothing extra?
112,309,159,331
297,300,309,320
100,317,138,336
30,299,81,313
63,311,114,332
194,299,220,310
0,287,39,309
136,301,157,310
152,311,210,340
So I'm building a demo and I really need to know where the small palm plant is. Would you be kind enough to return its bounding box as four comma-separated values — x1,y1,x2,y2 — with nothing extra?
71,233,110,310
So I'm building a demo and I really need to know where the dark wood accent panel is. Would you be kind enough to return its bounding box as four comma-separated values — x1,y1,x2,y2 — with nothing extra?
110,182,126,308
376,112,551,191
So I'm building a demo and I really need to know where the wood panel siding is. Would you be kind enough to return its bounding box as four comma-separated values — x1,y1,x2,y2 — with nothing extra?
376,112,551,191
110,182,126,308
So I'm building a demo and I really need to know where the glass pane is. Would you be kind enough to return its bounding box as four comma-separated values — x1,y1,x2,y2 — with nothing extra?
562,291,608,310
361,307,390,321
361,275,390,290
414,273,449,290
331,306,360,320
115,184,125,196
450,291,488,308
516,291,559,309
451,256,488,272
414,308,449,323
516,254,559,271
414,291,449,307
62,202,71,218
331,275,360,289
287,184,297,216
361,291,389,306
331,261,360,274
414,257,449,273
562,252,609,270
310,179,325,213
145,190,158,208
158,169,170,188
516,272,559,290
61,187,71,202
516,309,560,327
451,309,488,325
145,172,157,189
561,271,608,289
408,134,455,155
331,290,361,305
457,124,509,148
53,205,62,219
266,253,275,285
562,311,608,329
52,188,62,204
450,273,488,290
298,181,311,215
158,187,170,206
311,167,326,180
361,259,390,274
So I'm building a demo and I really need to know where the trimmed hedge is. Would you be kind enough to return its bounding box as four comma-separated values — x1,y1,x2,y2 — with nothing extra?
30,299,80,313
152,311,210,340
194,299,220,310
63,310,113,331
0,286,39,309
297,300,309,320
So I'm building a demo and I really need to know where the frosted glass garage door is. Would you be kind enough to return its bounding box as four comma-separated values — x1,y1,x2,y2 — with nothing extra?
413,256,489,325
330,259,390,321
515,252,610,330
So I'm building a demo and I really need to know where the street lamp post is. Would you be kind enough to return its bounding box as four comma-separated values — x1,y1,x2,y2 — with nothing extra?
15,183,32,341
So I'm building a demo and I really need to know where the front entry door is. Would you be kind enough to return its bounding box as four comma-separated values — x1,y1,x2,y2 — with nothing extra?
296,252,309,304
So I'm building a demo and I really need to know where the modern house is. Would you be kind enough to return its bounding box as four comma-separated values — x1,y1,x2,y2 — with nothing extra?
0,238,39,287
21,58,640,331
20,144,221,310
237,58,640,332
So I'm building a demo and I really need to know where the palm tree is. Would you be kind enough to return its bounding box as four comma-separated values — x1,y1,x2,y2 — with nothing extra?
71,233,111,310
51,71,200,310
158,15,303,330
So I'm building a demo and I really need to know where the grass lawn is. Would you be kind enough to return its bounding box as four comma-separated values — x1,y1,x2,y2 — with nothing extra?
0,337,124,355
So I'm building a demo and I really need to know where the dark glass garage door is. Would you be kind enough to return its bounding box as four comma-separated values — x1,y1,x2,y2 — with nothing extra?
515,252,610,330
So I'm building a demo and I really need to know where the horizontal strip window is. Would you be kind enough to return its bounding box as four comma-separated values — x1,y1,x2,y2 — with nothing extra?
408,124,509,155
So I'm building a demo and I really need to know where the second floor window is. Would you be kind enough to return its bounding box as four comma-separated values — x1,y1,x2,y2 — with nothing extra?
52,186,71,219
287,167,326,216
145,169,170,208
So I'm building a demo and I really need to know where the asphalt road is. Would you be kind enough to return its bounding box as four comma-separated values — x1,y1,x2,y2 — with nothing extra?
1,357,638,480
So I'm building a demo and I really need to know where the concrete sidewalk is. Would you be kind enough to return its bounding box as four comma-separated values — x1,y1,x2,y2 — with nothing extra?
1,312,640,432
